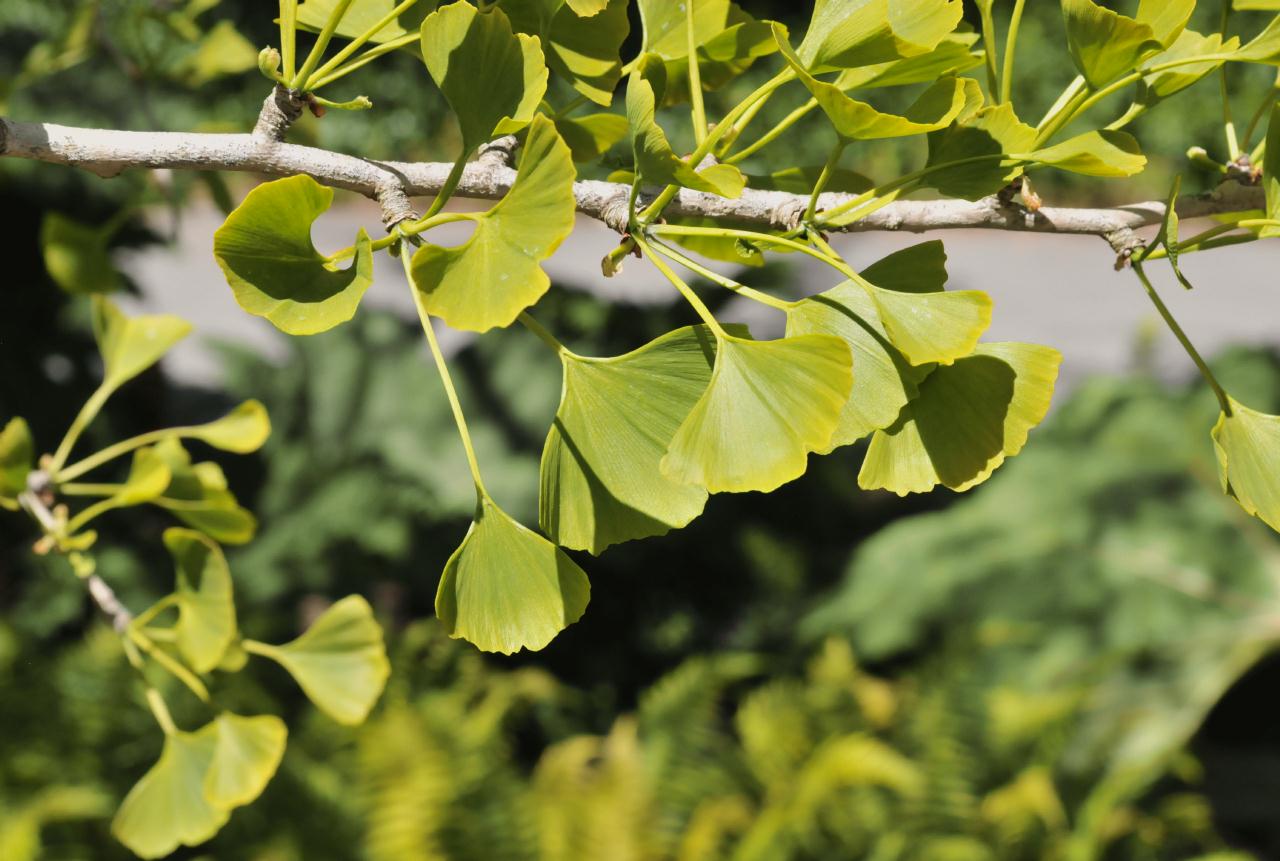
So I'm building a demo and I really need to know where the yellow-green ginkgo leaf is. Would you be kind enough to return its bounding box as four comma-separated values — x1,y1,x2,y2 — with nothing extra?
213,175,374,336
204,713,287,809
40,213,122,294
164,527,235,674
420,1,547,149
113,446,173,507
786,282,929,451
777,28,967,141
1211,398,1280,533
1235,14,1280,64
555,112,629,162
91,297,192,394
1264,104,1280,238
861,279,992,367
546,0,630,106
796,0,963,71
437,496,591,653
660,8,778,106
111,726,226,859
185,400,271,454
540,325,722,554
662,333,853,493
1061,0,1165,88
1135,0,1195,48
0,417,34,505
638,0,729,59
925,100,1038,200
251,596,390,725
410,115,576,332
298,0,431,43
833,31,981,90
1138,29,1238,107
627,66,745,197
1018,130,1147,178
151,439,257,545
859,342,1062,495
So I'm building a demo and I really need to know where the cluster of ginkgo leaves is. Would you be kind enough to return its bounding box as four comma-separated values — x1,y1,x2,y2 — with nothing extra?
1,298,390,858
197,0,1280,658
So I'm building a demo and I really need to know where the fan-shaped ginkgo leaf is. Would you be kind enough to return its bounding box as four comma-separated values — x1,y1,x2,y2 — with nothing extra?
251,595,390,725
409,115,576,332
638,0,729,60
420,1,547,149
1062,0,1165,88
865,281,992,367
297,0,429,43
540,326,722,554
164,528,235,674
627,68,745,197
796,0,963,71
1018,130,1147,178
111,727,225,859
213,175,374,336
114,447,173,507
41,213,121,294
925,101,1037,200
859,342,1062,495
437,496,591,654
204,714,287,809
786,283,929,450
662,333,853,494
151,440,257,545
777,29,967,141
91,297,192,394
186,400,271,454
1211,398,1280,533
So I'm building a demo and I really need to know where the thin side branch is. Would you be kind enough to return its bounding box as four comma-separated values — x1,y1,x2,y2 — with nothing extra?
0,117,1264,252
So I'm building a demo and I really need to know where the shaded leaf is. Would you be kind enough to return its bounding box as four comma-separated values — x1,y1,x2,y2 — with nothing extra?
540,326,721,554
859,342,1062,494
1212,398,1280,532
164,527,235,674
1021,130,1147,178
925,99,1037,200
420,1,547,150
438,496,590,653
297,0,432,43
151,439,257,545
554,112,628,162
747,165,874,195
627,67,745,196
40,213,121,294
91,297,192,393
410,115,575,332
177,20,258,86
0,417,34,504
204,713,287,809
214,175,374,336
662,334,853,493
1264,104,1280,238
833,31,982,90
254,596,390,724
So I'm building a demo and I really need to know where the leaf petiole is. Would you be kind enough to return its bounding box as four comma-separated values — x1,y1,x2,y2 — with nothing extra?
633,233,726,337
647,238,793,312
293,0,356,90
307,0,422,86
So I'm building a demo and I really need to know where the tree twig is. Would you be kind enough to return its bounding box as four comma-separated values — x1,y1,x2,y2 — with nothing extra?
0,117,1265,254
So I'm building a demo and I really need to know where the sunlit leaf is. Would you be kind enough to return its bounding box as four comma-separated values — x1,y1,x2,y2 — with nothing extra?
113,447,172,507
1138,30,1237,107
1212,398,1280,532
438,496,590,653
91,297,192,394
925,100,1037,199
859,342,1062,495
1234,14,1280,63
410,115,575,332
214,176,373,336
555,112,628,162
546,0,629,105
795,0,963,71
204,713,287,809
420,1,547,149
1020,130,1147,178
638,0,729,59
661,8,778,105
186,400,271,454
1061,0,1164,88
627,66,745,196
297,0,431,43
1236,0,1280,8
151,440,257,545
253,596,390,724
778,29,968,141
164,528,235,674
540,326,722,554
0,417,33,505
867,280,992,367
111,727,226,859
662,334,853,493
833,31,981,90
1135,0,1195,47
40,213,121,294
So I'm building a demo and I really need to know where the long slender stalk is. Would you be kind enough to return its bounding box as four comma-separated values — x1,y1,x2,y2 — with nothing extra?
686,0,707,147
60,427,186,482
649,238,793,311
309,0,420,84
1132,262,1231,415
422,155,470,220
652,223,857,284
48,384,112,475
280,0,298,82
633,234,726,335
518,312,568,355
308,32,418,89
293,0,355,89
145,688,178,736
399,236,487,495
1221,2,1241,159
1000,0,1027,105
725,100,816,164
806,139,847,223
978,1,1001,100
